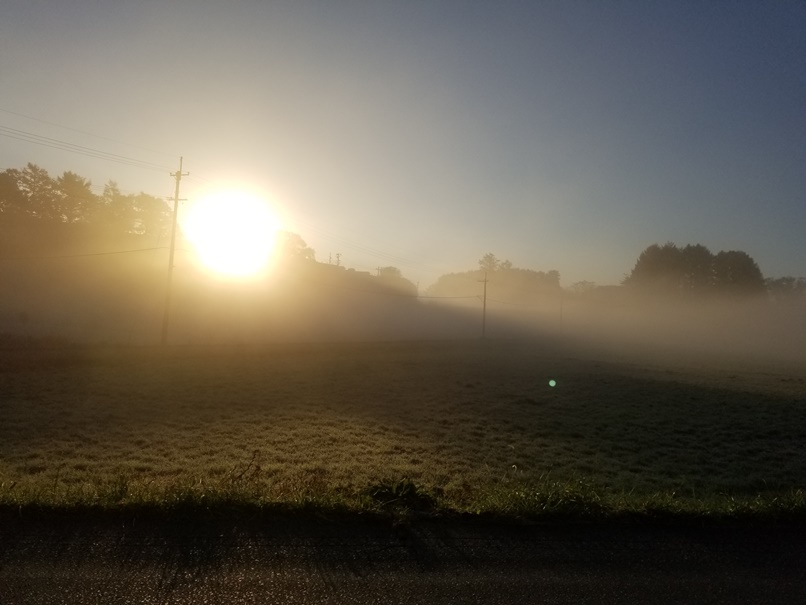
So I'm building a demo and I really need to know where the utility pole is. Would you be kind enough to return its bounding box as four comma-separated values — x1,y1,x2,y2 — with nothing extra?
161,157,188,346
479,271,488,339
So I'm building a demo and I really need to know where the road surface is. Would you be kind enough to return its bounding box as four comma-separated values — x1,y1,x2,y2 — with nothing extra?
1,512,804,604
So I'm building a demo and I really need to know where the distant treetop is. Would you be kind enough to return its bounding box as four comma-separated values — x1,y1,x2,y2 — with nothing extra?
624,242,765,295
426,254,560,301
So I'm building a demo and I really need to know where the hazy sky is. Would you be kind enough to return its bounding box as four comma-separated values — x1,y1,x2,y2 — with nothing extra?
1,1,804,287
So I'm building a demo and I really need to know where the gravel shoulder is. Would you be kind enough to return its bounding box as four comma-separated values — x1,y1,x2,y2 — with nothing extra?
2,511,805,604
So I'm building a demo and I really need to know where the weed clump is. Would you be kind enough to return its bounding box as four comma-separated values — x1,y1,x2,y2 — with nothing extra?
366,478,439,513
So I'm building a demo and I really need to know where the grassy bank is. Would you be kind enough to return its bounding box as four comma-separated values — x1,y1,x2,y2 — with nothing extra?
2,340,805,521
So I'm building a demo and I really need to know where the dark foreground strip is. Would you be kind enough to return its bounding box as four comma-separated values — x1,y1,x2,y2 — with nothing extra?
1,508,805,604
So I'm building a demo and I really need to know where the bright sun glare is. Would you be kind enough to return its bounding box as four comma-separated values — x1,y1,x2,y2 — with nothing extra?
183,189,281,278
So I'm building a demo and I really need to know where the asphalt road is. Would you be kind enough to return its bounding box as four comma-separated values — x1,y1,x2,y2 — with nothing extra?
1,513,804,604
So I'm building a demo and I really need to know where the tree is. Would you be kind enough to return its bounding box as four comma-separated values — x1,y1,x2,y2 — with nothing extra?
8,163,62,220
56,171,98,223
424,272,480,298
376,266,417,296
624,242,766,296
478,253,500,273
131,193,171,240
276,231,315,262
378,266,402,279
569,281,597,294
623,242,686,290
680,244,713,291
0,169,26,215
766,276,806,303
426,258,560,301
478,253,520,274
99,181,139,232
712,250,765,294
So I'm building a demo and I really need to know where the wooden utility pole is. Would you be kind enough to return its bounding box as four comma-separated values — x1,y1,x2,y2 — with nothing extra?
480,271,488,339
160,157,188,346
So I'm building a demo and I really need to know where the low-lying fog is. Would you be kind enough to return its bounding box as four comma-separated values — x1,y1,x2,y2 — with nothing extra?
2,256,803,367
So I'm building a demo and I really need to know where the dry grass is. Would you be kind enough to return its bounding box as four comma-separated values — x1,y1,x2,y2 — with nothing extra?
1,340,805,517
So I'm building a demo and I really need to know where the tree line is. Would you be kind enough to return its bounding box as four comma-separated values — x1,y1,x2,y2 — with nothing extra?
2,163,801,304
0,163,319,266
623,242,804,300
424,253,560,303
0,163,172,241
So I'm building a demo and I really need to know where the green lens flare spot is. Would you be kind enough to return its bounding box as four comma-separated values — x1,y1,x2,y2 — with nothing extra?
548,379,557,387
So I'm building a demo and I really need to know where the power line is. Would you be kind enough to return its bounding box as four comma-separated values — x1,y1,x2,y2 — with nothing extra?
0,125,172,172
0,247,167,261
0,107,177,159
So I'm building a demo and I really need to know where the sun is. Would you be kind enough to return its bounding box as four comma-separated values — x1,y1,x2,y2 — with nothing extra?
182,189,282,278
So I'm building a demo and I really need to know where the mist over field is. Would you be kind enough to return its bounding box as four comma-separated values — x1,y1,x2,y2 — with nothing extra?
2,166,805,523
1,250,804,368
1,164,804,368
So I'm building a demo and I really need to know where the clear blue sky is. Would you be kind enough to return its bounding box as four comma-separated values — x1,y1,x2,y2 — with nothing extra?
1,0,804,287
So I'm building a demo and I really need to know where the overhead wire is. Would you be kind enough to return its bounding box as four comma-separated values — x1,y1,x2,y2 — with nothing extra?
0,109,178,203
0,111,468,283
0,107,178,160
0,112,508,293
0,125,172,172
0,247,169,261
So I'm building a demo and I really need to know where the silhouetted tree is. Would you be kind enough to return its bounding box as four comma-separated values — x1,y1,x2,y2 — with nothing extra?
0,169,27,215
427,258,559,301
424,272,479,297
6,163,62,220
624,242,686,290
56,171,98,223
378,266,402,278
478,253,500,273
276,231,315,262
766,276,806,303
99,181,139,232
1,164,169,239
130,193,171,240
625,242,765,296
712,250,765,294
376,266,417,296
680,244,713,291
569,281,597,294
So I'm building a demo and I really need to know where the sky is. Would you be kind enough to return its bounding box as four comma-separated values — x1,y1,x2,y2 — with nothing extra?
1,0,804,288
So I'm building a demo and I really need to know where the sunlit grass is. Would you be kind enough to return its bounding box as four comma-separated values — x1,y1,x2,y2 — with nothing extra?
1,340,805,520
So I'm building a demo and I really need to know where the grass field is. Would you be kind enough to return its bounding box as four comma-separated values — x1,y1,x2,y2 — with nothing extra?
1,340,805,519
